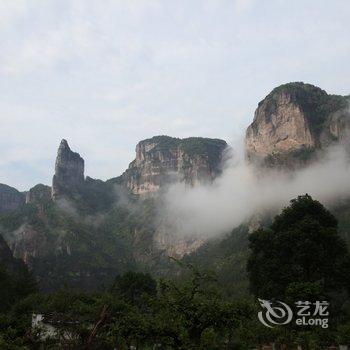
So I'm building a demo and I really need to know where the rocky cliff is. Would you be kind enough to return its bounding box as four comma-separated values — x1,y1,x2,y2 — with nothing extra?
26,184,52,205
26,184,52,215
0,233,28,275
0,184,25,214
122,136,227,195
52,139,85,199
245,82,350,166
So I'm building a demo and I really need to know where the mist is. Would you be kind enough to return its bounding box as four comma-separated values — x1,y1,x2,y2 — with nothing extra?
160,145,350,238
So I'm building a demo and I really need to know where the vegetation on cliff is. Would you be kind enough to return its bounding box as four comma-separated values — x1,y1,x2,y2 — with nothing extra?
267,82,348,136
138,135,227,158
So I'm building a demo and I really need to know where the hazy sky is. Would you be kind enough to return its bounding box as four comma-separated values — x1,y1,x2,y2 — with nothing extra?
1,0,349,190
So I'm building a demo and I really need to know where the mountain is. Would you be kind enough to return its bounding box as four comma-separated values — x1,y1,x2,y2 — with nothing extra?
26,184,51,212
185,82,350,297
246,82,350,167
122,135,227,195
120,135,228,258
0,141,132,291
0,82,348,293
0,137,227,291
0,184,25,213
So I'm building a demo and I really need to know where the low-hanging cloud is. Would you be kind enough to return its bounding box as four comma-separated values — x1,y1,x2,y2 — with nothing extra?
160,145,350,238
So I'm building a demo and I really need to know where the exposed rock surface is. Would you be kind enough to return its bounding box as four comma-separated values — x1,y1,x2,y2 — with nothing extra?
123,136,227,195
26,184,52,205
52,139,84,199
246,82,349,166
0,233,29,276
154,228,205,258
4,225,47,267
26,184,52,215
0,183,25,213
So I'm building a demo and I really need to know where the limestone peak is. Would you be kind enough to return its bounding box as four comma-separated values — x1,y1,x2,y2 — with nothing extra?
52,139,85,199
245,82,349,167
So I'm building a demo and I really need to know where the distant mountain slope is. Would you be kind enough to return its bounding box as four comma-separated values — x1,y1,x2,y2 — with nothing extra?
0,183,25,213
246,82,349,167
183,224,251,298
0,232,27,276
0,141,135,291
0,136,227,291
0,233,35,311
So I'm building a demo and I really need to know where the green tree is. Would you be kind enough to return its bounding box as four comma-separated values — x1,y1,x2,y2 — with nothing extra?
0,266,37,314
112,271,157,305
247,194,350,301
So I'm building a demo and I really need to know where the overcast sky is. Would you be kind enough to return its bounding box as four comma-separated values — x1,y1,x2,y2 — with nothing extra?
1,0,349,190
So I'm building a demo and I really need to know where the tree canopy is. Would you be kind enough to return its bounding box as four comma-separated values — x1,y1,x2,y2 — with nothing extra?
247,194,350,301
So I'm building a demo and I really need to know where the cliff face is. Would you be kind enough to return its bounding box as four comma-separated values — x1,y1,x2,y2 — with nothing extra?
153,227,205,258
0,184,25,213
0,233,25,273
26,184,52,215
123,136,227,195
246,82,349,166
4,225,47,267
2,187,51,268
52,139,85,199
0,233,32,289
26,184,51,205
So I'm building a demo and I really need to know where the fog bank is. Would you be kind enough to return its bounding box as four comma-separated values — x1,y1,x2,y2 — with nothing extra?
160,145,350,238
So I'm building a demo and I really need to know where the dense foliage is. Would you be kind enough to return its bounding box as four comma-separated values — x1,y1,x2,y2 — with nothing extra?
0,269,262,349
247,194,350,300
2,184,350,348
247,195,350,347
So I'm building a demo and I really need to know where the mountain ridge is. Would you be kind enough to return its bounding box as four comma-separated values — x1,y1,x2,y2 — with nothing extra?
0,81,349,292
